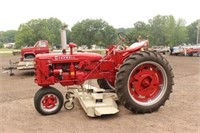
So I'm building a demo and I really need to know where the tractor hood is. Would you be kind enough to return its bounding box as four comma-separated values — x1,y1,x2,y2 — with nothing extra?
35,52,103,63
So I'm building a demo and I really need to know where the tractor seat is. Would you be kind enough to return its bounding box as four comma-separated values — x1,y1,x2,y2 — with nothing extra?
127,40,149,51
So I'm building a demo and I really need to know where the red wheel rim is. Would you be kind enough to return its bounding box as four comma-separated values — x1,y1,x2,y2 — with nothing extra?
128,61,167,106
40,94,59,112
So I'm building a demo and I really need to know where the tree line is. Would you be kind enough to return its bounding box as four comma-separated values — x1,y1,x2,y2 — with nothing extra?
0,15,199,48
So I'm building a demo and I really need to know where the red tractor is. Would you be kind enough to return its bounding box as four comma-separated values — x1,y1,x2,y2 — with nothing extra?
34,33,174,116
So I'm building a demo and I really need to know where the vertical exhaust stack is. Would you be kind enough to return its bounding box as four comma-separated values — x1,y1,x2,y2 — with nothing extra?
61,24,68,53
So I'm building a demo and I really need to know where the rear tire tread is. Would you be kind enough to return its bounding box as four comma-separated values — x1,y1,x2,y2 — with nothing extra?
116,51,174,114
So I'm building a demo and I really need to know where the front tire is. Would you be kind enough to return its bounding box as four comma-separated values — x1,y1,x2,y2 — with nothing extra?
34,86,64,115
116,51,174,113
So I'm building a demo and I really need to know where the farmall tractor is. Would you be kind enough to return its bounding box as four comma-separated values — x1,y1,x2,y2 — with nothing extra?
34,33,174,117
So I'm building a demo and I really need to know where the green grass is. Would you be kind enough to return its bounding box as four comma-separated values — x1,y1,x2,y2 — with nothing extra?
0,49,12,54
0,48,20,51
0,48,20,56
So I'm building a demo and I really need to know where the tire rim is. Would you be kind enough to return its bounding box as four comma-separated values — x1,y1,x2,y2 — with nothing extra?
40,94,59,113
128,61,167,106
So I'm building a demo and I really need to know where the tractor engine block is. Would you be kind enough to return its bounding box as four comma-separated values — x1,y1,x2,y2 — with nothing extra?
34,52,116,87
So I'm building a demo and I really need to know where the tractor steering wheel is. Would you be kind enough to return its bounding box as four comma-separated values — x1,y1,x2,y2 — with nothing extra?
118,32,130,44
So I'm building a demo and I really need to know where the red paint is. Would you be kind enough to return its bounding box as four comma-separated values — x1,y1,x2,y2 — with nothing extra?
41,95,57,109
129,64,163,102
34,40,148,87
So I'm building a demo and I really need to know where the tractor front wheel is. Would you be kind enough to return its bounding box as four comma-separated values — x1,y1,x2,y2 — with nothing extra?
34,86,64,115
116,51,174,113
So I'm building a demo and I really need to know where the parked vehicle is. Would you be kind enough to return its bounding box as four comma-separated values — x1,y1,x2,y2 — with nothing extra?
171,44,200,56
20,40,50,61
171,46,185,56
151,46,170,54
185,45,200,56
3,40,51,76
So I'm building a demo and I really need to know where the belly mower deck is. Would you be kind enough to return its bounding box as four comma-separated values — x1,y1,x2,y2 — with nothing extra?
66,84,119,117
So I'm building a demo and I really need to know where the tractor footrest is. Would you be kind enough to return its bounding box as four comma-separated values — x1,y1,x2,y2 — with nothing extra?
94,107,119,116
91,93,103,103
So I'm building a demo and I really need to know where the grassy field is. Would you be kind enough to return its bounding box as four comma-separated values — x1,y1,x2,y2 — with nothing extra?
0,48,18,54
0,49,20,58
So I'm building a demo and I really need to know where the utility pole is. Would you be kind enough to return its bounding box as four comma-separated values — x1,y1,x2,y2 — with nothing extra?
197,21,200,45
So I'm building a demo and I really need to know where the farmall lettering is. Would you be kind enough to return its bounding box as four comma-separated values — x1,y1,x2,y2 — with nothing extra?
34,33,174,117
54,56,75,60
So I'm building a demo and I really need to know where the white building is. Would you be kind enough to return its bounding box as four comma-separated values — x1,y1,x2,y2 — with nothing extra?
3,43,15,48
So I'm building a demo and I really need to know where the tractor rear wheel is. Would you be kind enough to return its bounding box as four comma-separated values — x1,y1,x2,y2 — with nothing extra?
34,86,64,115
116,51,174,113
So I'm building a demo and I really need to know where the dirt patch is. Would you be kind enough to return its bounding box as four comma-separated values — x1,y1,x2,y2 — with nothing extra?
0,54,200,133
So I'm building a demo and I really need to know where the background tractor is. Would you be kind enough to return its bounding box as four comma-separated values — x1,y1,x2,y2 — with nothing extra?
34,32,174,117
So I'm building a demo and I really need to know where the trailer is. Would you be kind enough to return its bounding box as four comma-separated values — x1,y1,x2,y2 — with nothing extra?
151,46,170,55
171,46,185,56
171,44,200,56
2,40,51,75
2,59,35,76
186,45,200,56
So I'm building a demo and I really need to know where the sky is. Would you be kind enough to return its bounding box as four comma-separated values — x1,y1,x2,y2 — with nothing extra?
0,0,199,31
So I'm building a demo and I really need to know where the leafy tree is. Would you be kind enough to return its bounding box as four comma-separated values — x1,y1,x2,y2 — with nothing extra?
173,19,188,45
148,15,188,46
0,31,4,47
66,29,71,43
187,19,200,44
1,30,17,43
133,21,150,39
164,16,176,46
0,30,17,47
15,18,62,48
116,28,135,44
149,15,168,46
71,19,116,48
116,28,127,33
